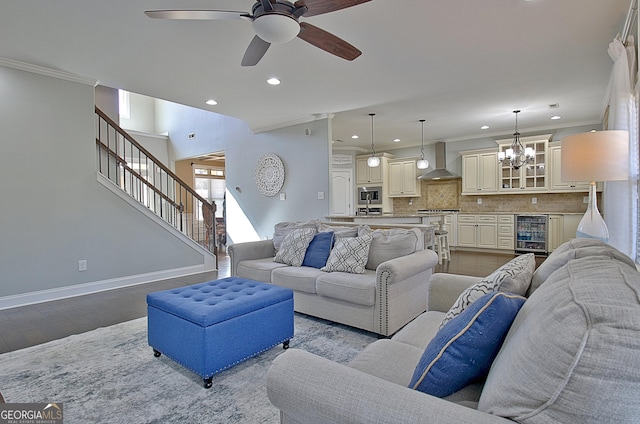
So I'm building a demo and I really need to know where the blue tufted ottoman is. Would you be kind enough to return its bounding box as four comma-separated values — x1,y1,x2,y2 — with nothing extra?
146,277,294,388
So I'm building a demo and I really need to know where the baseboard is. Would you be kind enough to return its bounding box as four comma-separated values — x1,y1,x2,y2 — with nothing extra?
0,265,205,311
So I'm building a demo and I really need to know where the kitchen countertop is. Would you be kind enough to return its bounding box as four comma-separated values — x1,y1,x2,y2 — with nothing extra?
327,211,584,219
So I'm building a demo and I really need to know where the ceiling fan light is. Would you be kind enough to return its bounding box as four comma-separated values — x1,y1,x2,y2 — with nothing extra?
252,14,300,44
416,159,429,169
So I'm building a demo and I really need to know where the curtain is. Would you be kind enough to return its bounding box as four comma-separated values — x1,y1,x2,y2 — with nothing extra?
604,36,638,260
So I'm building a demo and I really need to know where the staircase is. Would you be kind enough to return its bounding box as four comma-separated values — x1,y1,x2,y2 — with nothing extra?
94,107,217,266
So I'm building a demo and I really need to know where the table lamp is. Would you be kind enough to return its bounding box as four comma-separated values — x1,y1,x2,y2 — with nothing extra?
561,130,629,242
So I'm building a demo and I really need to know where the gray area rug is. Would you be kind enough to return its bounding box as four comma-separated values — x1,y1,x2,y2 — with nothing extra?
0,314,377,423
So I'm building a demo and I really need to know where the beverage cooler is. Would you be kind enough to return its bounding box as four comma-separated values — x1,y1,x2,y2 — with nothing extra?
515,215,548,255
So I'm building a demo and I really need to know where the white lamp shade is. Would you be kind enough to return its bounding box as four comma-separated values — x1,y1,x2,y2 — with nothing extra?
561,130,629,182
367,156,380,167
416,159,429,169
252,14,300,44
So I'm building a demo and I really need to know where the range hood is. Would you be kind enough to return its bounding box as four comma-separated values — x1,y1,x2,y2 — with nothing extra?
418,142,459,180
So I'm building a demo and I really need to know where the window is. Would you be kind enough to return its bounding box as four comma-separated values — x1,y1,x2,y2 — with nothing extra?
118,90,130,120
194,165,225,219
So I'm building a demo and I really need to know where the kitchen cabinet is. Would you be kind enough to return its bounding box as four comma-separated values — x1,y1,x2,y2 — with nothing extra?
389,159,421,197
457,214,497,249
498,135,550,193
548,142,591,192
497,214,514,250
461,150,499,194
548,214,563,252
356,153,393,185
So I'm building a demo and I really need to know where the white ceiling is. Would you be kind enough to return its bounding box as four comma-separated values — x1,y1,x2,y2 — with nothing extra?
0,0,631,151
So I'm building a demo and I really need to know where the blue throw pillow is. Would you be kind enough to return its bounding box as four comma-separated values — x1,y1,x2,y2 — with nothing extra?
302,232,334,268
409,291,526,398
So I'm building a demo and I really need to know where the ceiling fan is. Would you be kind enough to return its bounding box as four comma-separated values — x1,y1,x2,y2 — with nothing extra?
145,0,371,66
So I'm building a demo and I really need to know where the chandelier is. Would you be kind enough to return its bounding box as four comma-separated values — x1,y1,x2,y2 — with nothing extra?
498,110,534,170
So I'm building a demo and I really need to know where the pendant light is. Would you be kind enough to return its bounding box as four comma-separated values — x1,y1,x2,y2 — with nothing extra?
498,110,535,170
416,119,429,169
367,113,380,167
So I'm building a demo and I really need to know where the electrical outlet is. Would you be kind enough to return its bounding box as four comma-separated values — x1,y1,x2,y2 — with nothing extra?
279,193,286,200
532,197,537,204
317,191,325,200
583,196,589,203
477,198,482,205
78,260,87,272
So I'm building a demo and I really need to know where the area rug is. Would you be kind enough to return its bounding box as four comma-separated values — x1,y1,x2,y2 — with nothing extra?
0,314,377,423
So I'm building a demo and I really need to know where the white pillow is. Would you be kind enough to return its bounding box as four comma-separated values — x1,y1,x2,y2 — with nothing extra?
439,254,535,329
273,228,316,267
321,233,374,274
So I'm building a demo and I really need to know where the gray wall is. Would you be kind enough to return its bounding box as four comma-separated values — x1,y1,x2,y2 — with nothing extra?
0,65,205,299
155,101,331,241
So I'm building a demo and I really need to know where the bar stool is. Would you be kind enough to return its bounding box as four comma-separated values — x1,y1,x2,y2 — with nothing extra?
434,228,450,265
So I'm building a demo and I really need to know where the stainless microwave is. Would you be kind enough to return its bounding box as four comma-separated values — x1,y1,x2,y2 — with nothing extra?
358,186,382,204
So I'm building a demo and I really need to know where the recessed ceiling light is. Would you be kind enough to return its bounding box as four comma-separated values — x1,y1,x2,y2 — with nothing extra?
351,135,359,139
393,138,400,143
481,125,489,130
205,99,217,106
267,77,281,85
550,115,562,120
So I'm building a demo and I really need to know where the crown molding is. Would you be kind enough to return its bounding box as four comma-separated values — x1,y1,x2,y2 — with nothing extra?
0,57,97,86
252,113,334,134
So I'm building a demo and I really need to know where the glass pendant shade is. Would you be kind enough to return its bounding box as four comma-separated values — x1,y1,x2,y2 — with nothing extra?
416,119,429,170
416,158,429,169
561,130,629,241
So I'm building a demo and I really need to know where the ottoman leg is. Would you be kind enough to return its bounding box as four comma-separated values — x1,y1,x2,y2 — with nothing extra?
204,377,213,389
153,349,162,358
283,340,290,349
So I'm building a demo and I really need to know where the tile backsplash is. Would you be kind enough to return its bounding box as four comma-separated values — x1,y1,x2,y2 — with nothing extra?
392,178,593,214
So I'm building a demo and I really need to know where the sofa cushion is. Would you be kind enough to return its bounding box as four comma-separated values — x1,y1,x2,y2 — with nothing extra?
409,292,526,398
321,234,373,274
478,256,640,423
236,258,286,283
317,223,361,239
391,311,446,350
439,254,535,328
316,270,377,306
271,266,325,294
360,228,423,271
302,231,334,269
529,238,637,295
272,220,318,252
348,339,425,386
274,228,316,267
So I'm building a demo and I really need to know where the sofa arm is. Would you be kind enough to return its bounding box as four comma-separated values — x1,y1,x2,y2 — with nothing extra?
377,248,438,283
267,349,512,424
227,239,275,277
427,273,482,312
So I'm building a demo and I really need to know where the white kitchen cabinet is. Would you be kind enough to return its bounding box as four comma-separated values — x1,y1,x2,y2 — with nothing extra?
498,135,550,193
457,214,497,249
497,214,514,250
548,142,591,192
389,159,421,197
548,214,563,252
461,150,499,194
356,156,384,185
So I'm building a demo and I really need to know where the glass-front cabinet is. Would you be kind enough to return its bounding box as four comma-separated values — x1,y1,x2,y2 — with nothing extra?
497,135,550,192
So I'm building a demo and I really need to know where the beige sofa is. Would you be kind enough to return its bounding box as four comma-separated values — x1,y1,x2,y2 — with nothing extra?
228,221,438,336
267,239,640,423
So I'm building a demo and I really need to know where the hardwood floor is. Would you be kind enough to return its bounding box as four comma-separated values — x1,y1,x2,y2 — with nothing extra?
0,250,542,354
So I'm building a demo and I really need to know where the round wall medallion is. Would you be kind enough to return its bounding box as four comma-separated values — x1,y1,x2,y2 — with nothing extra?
255,153,285,197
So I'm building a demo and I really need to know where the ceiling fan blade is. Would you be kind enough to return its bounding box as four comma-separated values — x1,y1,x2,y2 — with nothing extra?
294,0,371,17
144,10,249,20
297,22,361,61
242,35,271,66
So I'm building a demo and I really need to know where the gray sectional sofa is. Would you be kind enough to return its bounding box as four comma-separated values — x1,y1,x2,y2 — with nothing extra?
228,220,438,336
266,239,640,424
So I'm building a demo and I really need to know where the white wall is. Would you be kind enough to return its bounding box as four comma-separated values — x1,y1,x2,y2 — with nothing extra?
154,100,331,240
0,64,207,302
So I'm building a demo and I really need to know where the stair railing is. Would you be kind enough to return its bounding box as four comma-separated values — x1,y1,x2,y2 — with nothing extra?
94,107,216,264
